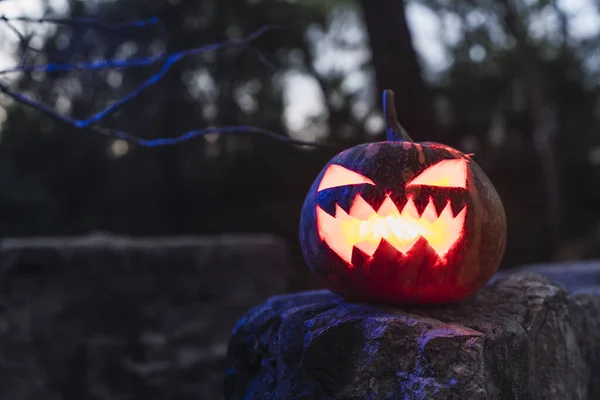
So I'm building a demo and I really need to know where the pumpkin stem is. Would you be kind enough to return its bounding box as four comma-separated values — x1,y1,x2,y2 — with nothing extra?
383,89,413,142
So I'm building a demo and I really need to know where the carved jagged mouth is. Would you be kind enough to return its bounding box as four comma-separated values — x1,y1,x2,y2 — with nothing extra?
316,194,466,266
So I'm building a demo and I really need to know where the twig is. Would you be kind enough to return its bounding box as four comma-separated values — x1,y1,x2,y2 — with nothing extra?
0,27,274,76
2,18,25,40
0,53,183,75
1,26,272,128
0,10,157,67
0,18,334,149
0,15,159,30
100,126,340,148
0,78,336,149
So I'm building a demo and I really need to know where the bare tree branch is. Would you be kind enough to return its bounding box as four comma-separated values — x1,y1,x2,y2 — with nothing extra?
0,19,335,149
0,9,158,67
0,14,159,30
0,76,338,148
1,12,40,64
0,27,276,77
2,26,273,126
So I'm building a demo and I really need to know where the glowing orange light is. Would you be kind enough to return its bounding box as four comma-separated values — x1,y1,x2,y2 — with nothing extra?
318,164,375,192
407,159,467,188
316,194,466,265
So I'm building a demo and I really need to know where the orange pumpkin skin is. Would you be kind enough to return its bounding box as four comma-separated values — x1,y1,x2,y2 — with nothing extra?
299,139,506,304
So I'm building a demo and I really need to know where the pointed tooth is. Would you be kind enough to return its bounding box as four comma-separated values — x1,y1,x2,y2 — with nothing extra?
454,205,467,221
400,197,420,219
316,192,337,216
350,245,371,270
451,198,467,217
426,235,450,258
355,240,379,257
390,194,408,215
438,201,454,223
424,205,467,258
354,217,381,256
316,206,354,265
334,186,356,213
388,236,420,254
377,196,400,217
448,207,468,253
412,196,429,217
432,195,448,216
316,206,336,241
421,199,438,223
364,189,386,213
335,204,352,220
349,194,376,220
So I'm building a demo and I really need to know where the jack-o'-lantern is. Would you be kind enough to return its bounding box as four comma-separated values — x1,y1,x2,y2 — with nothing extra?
299,90,506,304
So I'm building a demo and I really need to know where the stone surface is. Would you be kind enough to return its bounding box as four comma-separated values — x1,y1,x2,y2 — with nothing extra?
0,234,291,400
225,272,600,400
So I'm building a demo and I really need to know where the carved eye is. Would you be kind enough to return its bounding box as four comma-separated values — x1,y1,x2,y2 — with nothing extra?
317,164,375,192
407,159,467,189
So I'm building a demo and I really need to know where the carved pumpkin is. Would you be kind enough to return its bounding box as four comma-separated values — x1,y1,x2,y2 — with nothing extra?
299,90,506,304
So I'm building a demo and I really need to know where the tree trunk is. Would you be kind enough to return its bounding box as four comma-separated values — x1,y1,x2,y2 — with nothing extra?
358,0,438,141
499,0,562,251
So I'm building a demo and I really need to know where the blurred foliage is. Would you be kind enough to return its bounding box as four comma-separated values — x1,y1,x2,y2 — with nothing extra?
2,0,600,289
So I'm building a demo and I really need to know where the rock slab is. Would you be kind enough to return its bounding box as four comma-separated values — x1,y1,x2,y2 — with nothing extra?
0,234,291,400
225,273,600,400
